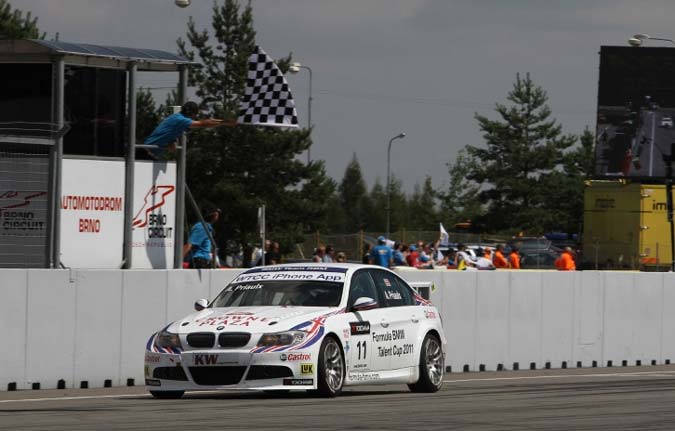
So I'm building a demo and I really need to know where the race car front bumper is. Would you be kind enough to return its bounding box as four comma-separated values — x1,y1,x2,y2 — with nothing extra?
144,349,317,391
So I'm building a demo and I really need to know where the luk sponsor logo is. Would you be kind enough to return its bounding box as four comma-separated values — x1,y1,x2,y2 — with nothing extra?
283,378,313,386
424,310,436,319
350,321,370,335
280,353,311,362
300,363,314,374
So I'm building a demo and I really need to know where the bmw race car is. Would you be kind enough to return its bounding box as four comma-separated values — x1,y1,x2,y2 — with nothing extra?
144,263,446,398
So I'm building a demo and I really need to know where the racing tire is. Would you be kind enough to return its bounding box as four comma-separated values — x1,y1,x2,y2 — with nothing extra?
316,336,345,397
408,333,444,393
149,390,185,399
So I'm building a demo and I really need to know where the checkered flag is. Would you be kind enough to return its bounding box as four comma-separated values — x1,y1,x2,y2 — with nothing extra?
238,46,299,128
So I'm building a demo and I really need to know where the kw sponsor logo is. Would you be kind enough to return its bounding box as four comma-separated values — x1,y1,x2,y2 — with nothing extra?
193,354,218,365
300,363,314,374
280,353,311,362
350,321,370,335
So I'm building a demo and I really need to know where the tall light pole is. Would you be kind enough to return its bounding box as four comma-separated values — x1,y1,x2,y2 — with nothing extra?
386,132,406,239
289,62,313,164
628,33,675,47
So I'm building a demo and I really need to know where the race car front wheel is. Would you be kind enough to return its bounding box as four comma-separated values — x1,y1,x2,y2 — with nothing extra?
408,333,444,393
150,390,185,399
316,336,344,397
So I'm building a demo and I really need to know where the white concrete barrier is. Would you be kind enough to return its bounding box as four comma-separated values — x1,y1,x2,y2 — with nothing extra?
1,268,674,391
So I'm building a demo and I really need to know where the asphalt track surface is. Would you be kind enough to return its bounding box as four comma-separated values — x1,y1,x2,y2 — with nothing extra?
2,366,675,430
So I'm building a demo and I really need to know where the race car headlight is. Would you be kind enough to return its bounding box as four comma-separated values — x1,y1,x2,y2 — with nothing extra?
257,331,306,347
156,330,182,349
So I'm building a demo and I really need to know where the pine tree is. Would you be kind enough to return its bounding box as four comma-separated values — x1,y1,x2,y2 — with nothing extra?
439,148,483,229
338,153,369,232
176,0,333,255
407,176,439,231
468,73,577,233
0,0,44,39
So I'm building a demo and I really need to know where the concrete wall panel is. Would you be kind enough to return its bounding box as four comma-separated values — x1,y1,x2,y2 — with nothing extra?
437,272,477,371
119,271,167,385
603,272,662,366
25,270,74,389
509,272,543,369
0,270,28,390
541,272,575,367
73,270,123,388
475,271,510,370
573,271,604,366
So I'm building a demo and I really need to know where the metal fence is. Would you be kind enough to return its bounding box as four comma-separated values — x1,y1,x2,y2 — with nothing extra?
0,148,50,267
0,122,67,268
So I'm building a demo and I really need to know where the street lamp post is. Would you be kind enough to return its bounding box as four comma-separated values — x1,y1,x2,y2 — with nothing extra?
386,132,406,239
289,62,313,164
628,33,675,47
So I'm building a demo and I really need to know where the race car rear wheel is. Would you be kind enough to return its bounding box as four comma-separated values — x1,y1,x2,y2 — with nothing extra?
408,333,444,393
150,390,184,399
316,336,344,397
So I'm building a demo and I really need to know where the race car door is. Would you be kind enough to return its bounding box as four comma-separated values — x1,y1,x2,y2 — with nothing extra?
346,269,392,373
369,269,418,370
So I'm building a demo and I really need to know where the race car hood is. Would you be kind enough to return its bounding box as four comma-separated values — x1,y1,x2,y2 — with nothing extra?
168,306,339,334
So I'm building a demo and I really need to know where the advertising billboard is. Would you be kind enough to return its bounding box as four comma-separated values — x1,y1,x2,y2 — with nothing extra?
60,158,125,268
595,46,675,179
131,161,176,269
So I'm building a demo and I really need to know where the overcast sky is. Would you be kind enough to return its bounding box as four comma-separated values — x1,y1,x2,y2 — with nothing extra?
13,0,675,192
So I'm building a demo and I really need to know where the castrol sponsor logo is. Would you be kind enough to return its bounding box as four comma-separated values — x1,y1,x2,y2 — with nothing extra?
280,352,311,362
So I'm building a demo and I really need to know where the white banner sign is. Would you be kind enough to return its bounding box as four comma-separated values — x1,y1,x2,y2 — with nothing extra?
60,159,125,268
131,161,176,269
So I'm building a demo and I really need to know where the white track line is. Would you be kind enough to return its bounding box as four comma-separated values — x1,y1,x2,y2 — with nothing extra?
2,371,675,404
444,370,675,384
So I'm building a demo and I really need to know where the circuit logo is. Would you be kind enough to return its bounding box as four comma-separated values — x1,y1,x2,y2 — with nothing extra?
132,185,175,229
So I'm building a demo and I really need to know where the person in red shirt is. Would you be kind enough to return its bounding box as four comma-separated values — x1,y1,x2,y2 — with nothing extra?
508,246,521,269
493,244,508,268
406,244,420,267
555,247,576,271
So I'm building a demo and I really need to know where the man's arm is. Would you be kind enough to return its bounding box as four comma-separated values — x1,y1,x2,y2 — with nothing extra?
189,118,236,128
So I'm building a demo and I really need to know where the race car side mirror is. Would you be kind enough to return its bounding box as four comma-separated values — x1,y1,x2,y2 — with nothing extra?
194,298,208,311
351,296,377,312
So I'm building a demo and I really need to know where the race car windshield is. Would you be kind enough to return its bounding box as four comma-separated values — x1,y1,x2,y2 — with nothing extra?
211,281,344,308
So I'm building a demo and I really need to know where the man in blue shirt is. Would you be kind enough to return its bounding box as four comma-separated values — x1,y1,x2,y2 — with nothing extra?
144,101,232,157
369,236,393,268
182,208,221,269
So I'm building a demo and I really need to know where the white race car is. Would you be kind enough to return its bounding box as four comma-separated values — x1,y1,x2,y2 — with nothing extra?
144,263,446,398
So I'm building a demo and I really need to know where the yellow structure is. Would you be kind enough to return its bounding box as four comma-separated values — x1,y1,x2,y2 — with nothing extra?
583,180,672,270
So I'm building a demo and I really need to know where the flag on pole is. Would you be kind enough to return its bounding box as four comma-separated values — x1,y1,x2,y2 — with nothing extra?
238,46,299,128
439,222,449,246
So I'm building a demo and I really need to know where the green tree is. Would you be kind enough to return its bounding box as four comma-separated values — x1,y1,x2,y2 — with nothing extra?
407,176,439,231
0,0,44,39
365,179,386,232
538,128,595,233
338,153,369,232
439,148,484,228
176,0,333,257
135,89,160,146
467,73,577,233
